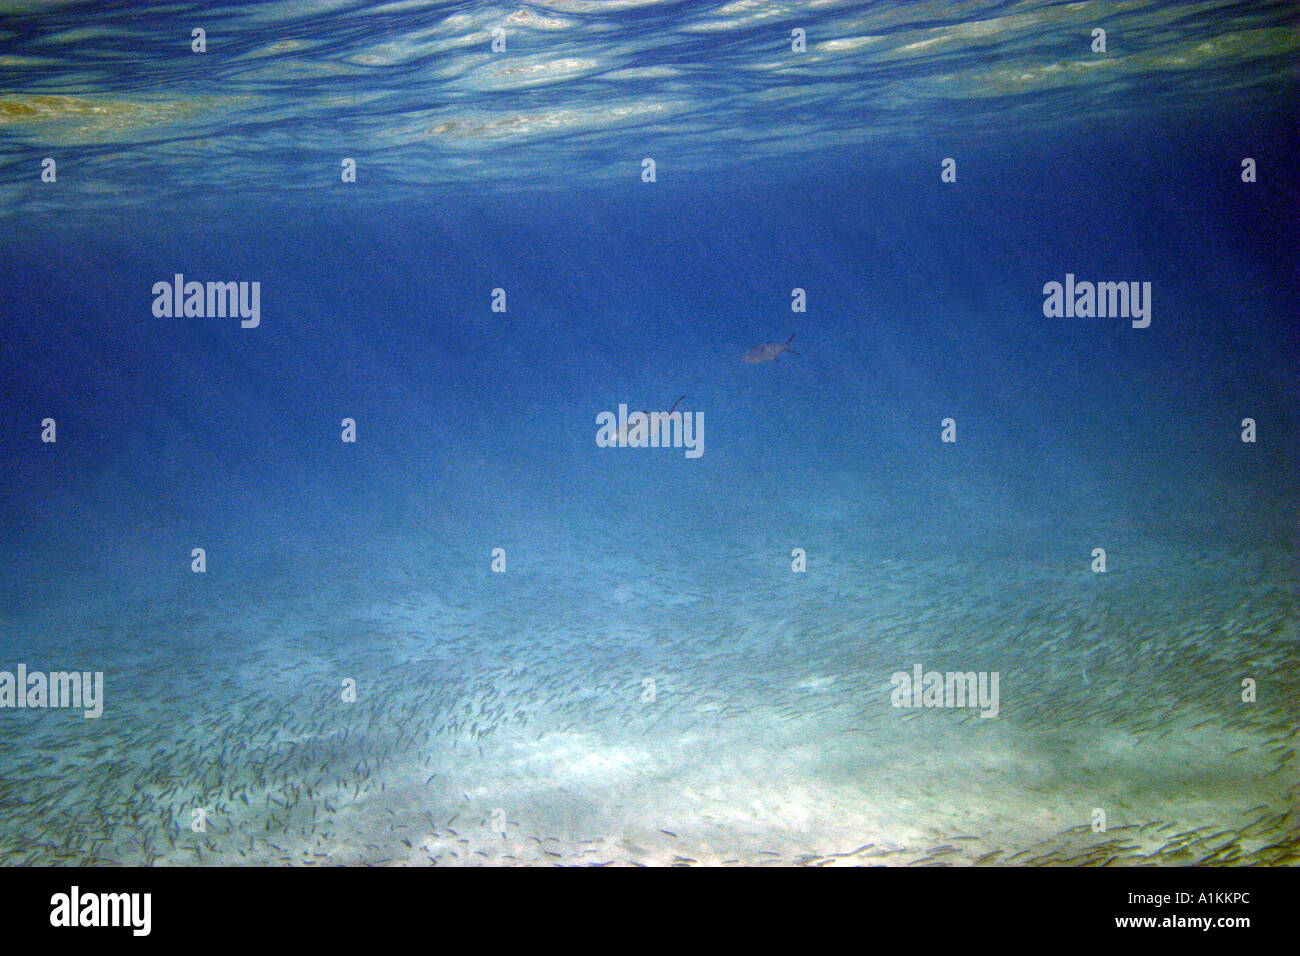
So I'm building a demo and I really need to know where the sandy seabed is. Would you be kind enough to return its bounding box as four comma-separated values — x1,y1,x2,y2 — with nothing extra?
1,504,1296,866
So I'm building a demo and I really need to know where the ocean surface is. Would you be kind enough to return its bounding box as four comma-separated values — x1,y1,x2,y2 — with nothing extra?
0,0,1297,866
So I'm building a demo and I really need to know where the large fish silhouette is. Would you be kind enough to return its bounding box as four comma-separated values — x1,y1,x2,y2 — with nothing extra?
614,395,686,444
743,333,797,363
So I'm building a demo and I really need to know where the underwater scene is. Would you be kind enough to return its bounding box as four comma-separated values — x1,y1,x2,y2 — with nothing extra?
0,0,1297,867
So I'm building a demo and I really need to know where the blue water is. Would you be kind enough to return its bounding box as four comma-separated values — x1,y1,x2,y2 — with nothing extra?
0,1,1296,866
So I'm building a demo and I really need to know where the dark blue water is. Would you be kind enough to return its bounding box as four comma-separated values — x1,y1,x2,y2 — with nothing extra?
4,124,1297,593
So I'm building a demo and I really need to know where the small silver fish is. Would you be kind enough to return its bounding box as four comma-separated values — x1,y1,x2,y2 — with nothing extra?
743,333,797,363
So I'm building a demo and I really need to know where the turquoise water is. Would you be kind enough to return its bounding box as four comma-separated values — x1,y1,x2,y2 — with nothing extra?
0,1,1296,865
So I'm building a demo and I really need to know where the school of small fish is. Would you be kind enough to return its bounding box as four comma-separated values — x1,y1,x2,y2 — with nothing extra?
0,511,1294,867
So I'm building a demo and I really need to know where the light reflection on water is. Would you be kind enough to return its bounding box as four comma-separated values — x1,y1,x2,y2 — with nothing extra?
0,0,1295,213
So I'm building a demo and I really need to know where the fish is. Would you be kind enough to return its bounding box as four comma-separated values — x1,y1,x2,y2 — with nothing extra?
742,333,797,363
613,395,685,444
